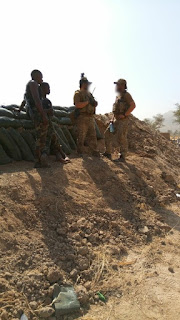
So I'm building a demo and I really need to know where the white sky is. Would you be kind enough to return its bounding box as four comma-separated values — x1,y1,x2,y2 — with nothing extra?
0,0,180,120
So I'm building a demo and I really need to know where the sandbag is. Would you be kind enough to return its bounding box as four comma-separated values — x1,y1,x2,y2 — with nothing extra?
0,108,14,118
62,126,77,150
8,128,34,161
54,127,71,155
58,117,72,125
52,116,61,124
53,106,69,111
14,111,29,120
1,104,19,111
69,127,77,144
0,128,22,160
0,117,22,129
56,134,71,155
53,124,71,148
21,130,36,155
0,145,12,165
20,119,34,129
95,121,103,140
54,110,69,118
53,106,75,112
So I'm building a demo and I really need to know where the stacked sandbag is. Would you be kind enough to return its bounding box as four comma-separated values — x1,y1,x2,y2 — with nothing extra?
0,128,22,160
1,104,19,111
21,130,36,155
14,111,30,120
53,125,72,155
0,145,12,165
0,107,14,118
0,105,103,164
8,128,34,161
61,126,77,150
0,117,22,129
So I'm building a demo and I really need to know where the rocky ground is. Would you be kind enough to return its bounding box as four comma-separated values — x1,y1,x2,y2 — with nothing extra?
0,116,180,320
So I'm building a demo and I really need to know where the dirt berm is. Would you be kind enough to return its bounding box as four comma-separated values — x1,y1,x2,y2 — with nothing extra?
0,115,180,320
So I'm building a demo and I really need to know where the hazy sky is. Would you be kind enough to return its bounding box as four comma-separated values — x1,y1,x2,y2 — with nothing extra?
0,0,180,119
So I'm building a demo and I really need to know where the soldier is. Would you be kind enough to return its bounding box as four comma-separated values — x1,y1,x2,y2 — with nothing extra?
104,79,136,162
73,74,99,156
25,69,49,167
40,82,70,164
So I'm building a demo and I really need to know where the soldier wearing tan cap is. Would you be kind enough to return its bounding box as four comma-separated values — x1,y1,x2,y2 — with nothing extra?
104,79,136,162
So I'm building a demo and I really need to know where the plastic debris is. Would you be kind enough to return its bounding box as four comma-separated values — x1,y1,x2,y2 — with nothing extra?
176,193,180,198
97,291,106,302
20,314,28,320
53,285,80,316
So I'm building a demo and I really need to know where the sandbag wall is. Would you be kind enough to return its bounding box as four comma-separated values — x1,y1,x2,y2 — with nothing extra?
0,105,103,165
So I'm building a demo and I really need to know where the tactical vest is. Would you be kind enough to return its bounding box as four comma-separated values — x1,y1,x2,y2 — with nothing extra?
25,81,41,112
113,91,130,116
74,90,95,115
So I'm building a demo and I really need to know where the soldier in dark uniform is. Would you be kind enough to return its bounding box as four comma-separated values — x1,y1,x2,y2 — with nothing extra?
40,82,70,164
104,79,136,162
25,69,49,167
73,74,99,156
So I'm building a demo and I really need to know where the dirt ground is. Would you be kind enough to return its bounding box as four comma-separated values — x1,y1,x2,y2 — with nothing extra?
79,221,180,320
0,137,180,319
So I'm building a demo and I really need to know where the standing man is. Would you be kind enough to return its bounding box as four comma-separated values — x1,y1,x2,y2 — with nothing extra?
73,74,99,157
25,69,49,167
104,79,136,162
40,82,70,164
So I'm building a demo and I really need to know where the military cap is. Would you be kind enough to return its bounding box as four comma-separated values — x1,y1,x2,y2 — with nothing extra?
114,79,127,86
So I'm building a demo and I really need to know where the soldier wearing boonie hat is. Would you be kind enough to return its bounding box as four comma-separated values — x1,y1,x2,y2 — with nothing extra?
73,73,99,156
104,78,136,162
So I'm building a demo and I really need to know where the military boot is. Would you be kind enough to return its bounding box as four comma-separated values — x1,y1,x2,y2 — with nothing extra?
56,152,70,164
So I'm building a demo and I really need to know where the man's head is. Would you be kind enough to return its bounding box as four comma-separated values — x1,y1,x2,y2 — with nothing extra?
79,73,92,91
40,82,50,96
114,79,127,93
31,69,43,84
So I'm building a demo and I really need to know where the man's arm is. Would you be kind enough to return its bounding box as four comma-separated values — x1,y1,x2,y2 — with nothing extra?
19,99,26,112
124,93,136,116
74,92,89,109
75,101,89,109
125,101,136,116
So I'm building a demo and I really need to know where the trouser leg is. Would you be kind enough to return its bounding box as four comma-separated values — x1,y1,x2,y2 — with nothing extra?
87,118,98,153
105,129,113,154
76,116,89,154
34,121,49,161
117,119,129,158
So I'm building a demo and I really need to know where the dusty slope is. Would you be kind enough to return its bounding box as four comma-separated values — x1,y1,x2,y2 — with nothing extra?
0,115,180,320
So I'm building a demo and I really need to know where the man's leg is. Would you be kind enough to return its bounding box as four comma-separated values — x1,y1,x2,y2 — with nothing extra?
87,117,99,156
116,119,129,160
104,128,113,158
35,123,49,160
76,116,89,155
50,126,70,163
34,115,49,167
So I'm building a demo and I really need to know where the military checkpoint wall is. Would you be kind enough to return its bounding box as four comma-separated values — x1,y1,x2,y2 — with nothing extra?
0,105,103,165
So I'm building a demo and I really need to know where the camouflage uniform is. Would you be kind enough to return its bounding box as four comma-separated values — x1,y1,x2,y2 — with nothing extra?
25,81,49,161
33,112,49,159
41,97,62,155
105,91,134,159
73,90,98,154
